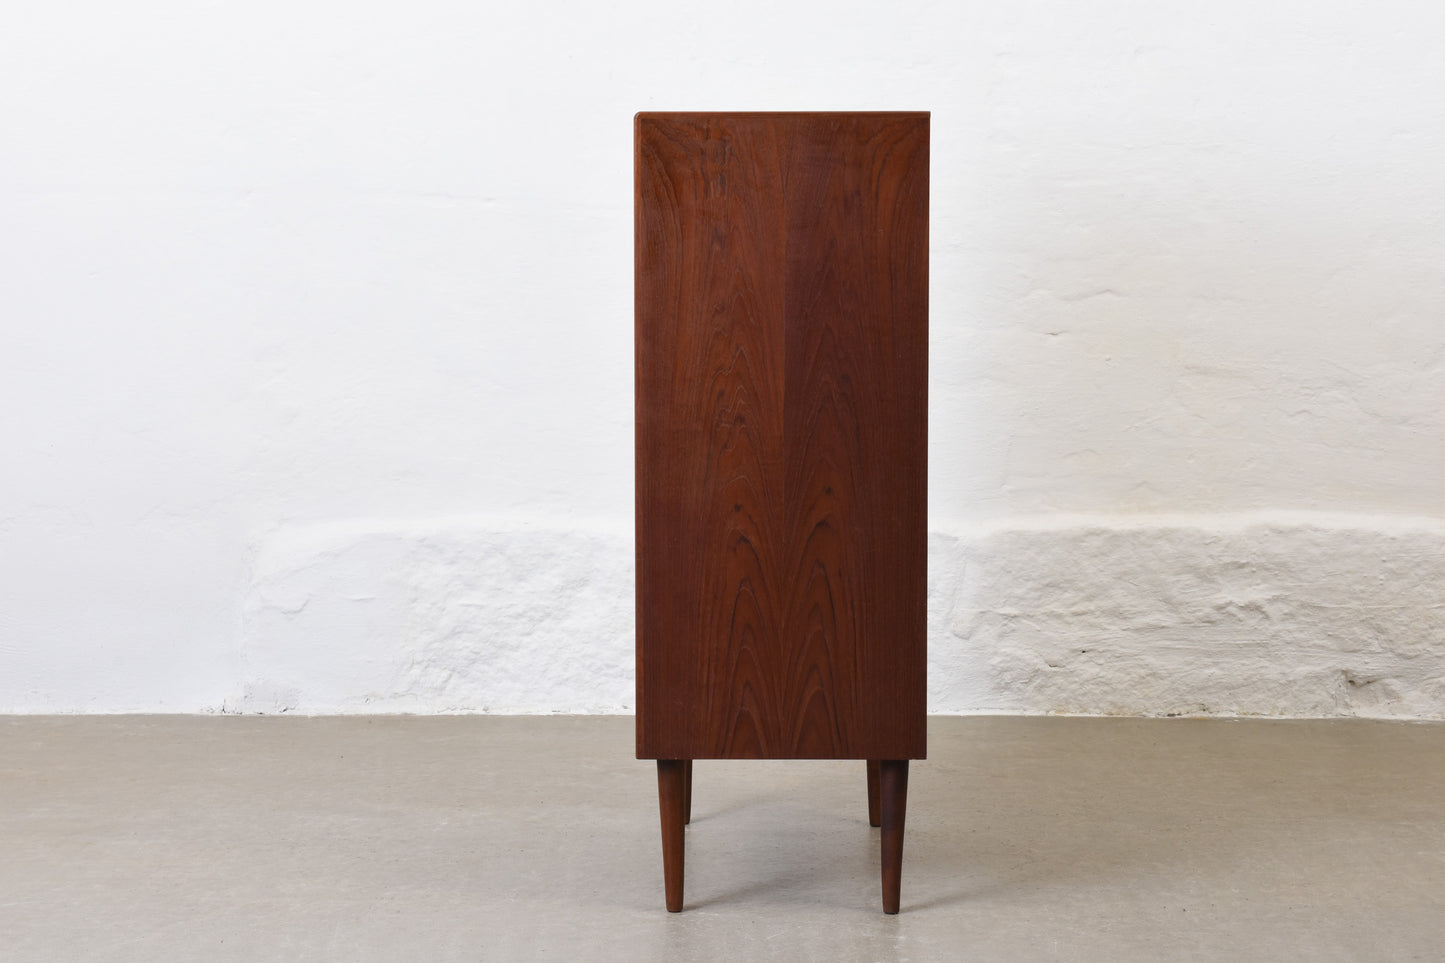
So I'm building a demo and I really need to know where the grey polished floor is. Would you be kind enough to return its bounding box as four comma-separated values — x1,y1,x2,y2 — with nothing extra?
2,715,1442,961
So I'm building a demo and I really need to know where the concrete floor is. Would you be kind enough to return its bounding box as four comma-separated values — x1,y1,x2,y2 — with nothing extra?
2,717,1443,962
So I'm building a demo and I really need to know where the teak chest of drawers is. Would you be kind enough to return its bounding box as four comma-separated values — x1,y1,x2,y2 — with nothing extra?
634,111,929,913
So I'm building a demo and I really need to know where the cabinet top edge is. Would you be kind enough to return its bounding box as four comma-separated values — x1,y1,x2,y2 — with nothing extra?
635,110,929,122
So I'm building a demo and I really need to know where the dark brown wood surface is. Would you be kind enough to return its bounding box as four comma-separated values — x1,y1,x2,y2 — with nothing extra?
866,759,882,827
636,112,928,761
879,759,910,913
655,760,687,911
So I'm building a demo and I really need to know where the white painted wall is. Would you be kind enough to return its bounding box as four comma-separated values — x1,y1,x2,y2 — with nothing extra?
3,1,1444,715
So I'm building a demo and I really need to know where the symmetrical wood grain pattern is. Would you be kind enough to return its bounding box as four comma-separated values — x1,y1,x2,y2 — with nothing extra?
636,112,928,761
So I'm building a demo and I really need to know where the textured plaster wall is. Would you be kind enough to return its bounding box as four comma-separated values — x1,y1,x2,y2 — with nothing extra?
238,514,1445,718
4,2,1445,714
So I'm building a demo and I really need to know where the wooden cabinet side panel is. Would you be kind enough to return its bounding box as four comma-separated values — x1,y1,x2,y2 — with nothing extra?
636,113,927,760
781,116,929,759
636,116,788,759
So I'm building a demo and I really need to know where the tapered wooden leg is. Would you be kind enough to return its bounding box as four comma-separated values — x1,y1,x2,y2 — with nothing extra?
866,760,881,827
683,759,693,825
879,760,909,914
657,760,686,912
